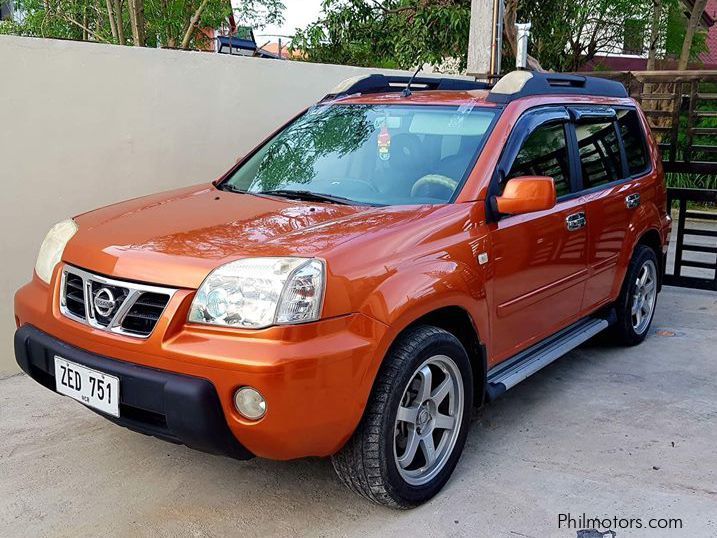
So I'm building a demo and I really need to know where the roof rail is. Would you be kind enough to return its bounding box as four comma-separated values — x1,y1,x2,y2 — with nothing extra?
322,74,490,102
487,71,628,104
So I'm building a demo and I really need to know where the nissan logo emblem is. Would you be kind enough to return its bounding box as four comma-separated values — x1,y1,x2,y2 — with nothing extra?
93,287,117,317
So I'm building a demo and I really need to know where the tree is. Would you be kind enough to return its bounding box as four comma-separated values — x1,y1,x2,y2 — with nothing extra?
292,0,473,70
1,0,284,50
508,0,651,72
648,0,708,67
505,0,710,71
646,0,663,70
294,0,654,72
128,0,147,45
678,0,708,69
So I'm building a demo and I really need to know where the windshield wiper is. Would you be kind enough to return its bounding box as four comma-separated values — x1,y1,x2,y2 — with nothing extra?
257,189,356,205
217,183,247,194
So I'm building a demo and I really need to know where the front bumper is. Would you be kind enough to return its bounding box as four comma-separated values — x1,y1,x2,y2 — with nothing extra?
15,324,253,459
14,270,390,460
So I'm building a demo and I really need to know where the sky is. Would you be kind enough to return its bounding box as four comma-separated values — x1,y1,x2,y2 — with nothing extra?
256,0,325,41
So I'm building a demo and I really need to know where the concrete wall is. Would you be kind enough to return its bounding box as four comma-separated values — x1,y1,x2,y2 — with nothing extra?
0,35,403,376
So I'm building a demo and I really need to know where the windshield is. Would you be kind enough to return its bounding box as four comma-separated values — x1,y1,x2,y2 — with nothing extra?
221,104,498,206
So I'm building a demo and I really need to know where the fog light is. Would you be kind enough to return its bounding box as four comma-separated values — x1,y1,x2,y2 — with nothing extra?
234,387,266,420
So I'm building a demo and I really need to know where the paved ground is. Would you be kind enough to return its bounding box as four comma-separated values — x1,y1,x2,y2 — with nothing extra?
1,287,715,538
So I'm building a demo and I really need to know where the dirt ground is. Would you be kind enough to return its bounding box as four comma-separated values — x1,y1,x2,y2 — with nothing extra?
1,286,715,537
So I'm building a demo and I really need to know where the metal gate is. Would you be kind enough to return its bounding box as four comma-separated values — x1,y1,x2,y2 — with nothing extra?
665,188,717,291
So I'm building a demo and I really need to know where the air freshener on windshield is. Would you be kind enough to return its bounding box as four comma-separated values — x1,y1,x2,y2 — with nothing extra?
378,123,391,161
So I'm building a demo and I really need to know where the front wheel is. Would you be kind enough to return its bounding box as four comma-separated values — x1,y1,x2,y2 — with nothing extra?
331,326,473,508
611,245,660,346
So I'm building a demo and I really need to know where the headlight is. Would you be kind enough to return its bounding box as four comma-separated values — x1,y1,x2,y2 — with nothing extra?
35,219,78,284
188,257,325,329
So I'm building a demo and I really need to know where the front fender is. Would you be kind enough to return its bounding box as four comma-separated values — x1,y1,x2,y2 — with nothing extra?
355,258,489,407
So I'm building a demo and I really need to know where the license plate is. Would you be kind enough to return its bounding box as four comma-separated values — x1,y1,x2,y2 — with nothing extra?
54,356,120,417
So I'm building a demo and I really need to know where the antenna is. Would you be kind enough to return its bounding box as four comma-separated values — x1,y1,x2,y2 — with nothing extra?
402,66,423,97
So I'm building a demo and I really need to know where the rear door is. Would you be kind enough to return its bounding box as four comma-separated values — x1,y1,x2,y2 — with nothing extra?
487,107,589,362
571,106,651,310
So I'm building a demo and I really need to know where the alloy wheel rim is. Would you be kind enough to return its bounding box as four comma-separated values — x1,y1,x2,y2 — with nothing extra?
393,355,464,486
631,259,657,335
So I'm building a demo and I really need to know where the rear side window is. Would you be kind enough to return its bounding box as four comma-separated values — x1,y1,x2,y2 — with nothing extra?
616,108,649,175
505,122,571,197
576,120,623,188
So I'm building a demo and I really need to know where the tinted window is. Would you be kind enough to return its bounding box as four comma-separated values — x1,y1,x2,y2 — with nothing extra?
505,122,571,197
617,108,649,175
576,120,623,188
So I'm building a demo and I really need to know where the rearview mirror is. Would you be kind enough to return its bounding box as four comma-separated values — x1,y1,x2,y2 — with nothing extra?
494,176,556,216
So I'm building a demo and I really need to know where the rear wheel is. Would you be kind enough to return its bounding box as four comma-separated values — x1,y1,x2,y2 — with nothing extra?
331,326,473,508
611,245,659,346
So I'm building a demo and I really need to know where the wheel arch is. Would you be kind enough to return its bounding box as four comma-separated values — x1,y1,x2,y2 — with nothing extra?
403,306,487,406
353,259,490,433
613,222,665,300
374,305,488,408
635,228,664,290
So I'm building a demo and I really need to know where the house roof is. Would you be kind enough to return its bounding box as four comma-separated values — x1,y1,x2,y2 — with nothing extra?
261,42,287,57
258,42,304,59
700,0,717,63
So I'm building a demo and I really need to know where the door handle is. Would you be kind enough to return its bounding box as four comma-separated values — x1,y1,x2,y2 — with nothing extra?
626,193,641,209
566,212,587,231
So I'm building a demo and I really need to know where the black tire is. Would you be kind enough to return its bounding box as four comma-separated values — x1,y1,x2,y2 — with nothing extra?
331,325,473,509
610,244,660,346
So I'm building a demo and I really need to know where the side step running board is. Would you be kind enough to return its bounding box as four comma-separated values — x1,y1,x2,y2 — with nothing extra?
486,317,609,400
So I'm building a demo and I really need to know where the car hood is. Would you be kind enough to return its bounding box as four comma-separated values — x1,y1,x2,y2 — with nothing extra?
64,183,440,289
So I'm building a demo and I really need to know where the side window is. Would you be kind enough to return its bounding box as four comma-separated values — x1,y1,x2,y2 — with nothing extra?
575,120,623,188
505,122,571,197
616,108,649,176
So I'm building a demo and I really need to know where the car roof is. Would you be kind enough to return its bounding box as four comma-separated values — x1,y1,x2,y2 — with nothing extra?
329,90,497,107
321,71,629,108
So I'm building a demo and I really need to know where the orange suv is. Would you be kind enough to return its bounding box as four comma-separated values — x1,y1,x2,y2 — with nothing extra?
14,71,671,508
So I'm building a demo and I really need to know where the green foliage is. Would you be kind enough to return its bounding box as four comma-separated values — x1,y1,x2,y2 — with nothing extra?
294,0,711,73
3,0,284,49
143,0,232,48
291,0,472,70
294,0,652,72
252,105,374,188
519,0,650,71
664,0,707,61
666,173,717,189
672,84,717,166
664,82,717,194
9,0,90,41
513,0,576,71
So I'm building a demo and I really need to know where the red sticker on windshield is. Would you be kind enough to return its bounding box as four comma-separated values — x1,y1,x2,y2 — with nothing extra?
378,124,391,161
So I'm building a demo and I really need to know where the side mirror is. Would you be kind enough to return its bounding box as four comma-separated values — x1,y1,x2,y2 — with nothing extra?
494,176,557,216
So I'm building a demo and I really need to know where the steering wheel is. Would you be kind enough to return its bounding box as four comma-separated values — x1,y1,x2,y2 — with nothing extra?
411,174,459,199
321,177,379,193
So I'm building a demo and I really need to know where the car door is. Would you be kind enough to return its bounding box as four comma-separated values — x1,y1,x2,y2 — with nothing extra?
570,106,649,310
487,107,589,362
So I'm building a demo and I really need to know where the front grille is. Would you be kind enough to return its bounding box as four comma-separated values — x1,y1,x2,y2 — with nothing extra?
121,292,169,336
60,265,176,338
64,273,86,318
89,280,130,327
